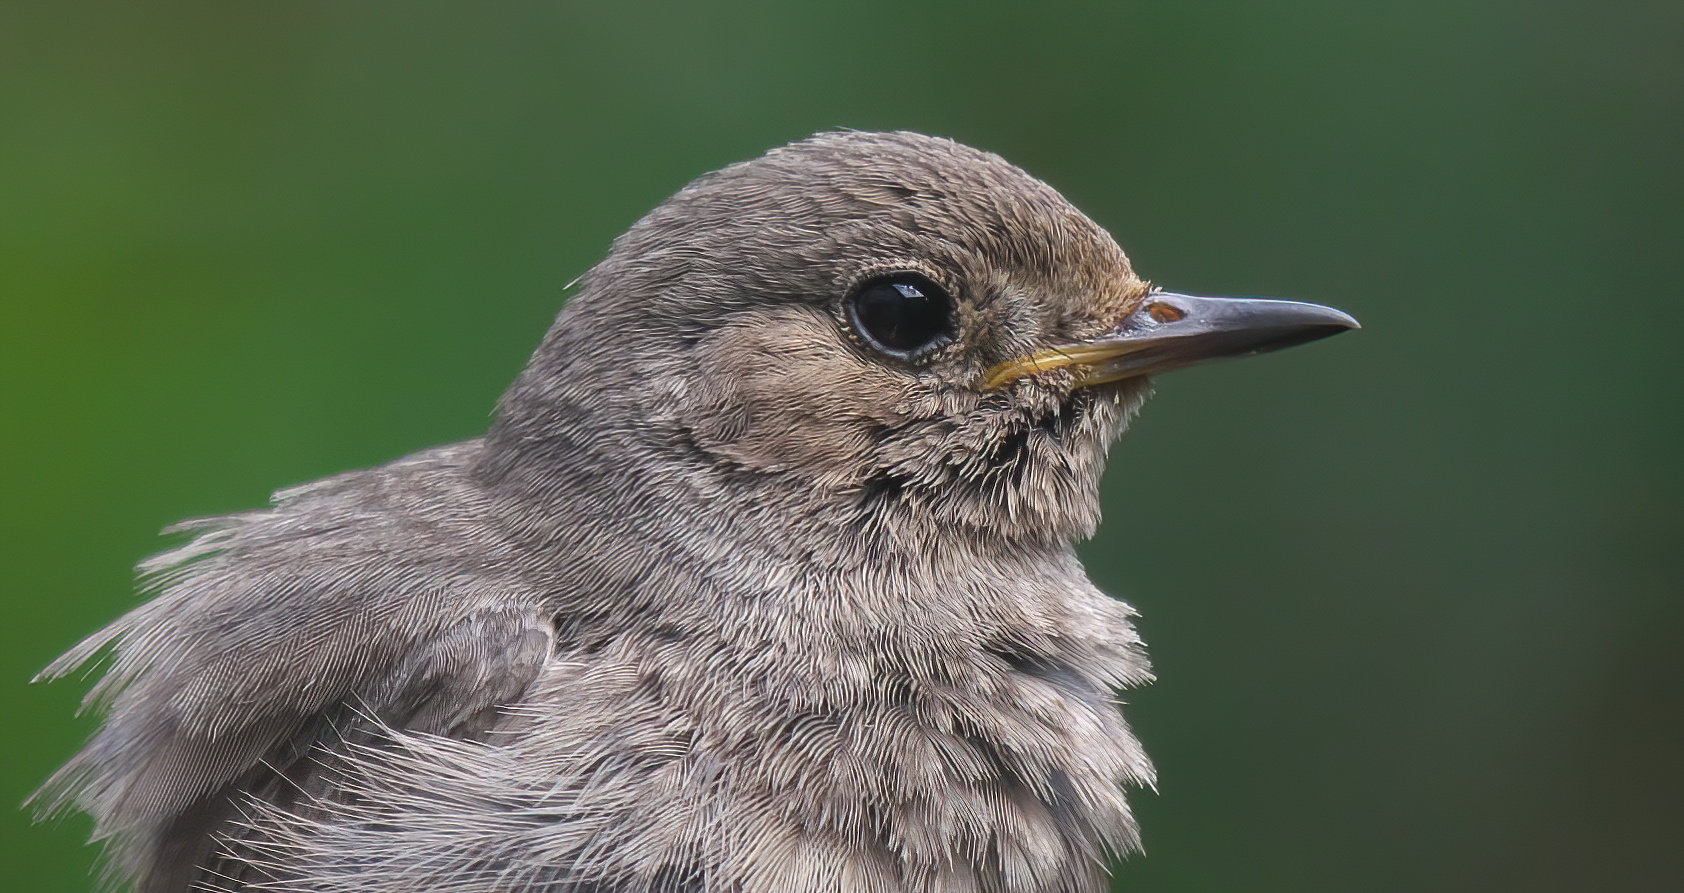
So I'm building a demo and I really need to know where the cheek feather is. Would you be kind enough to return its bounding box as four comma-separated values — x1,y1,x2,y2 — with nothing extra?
858,380,1145,544
679,308,912,482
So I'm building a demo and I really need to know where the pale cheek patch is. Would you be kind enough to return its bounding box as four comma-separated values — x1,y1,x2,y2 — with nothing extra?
683,308,911,482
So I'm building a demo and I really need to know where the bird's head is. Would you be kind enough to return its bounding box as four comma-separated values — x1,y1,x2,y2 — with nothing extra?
484,132,1354,552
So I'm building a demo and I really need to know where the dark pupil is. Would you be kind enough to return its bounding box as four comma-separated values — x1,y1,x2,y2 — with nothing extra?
854,278,948,354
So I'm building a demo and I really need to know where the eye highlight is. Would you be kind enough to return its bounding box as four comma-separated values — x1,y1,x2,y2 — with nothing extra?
847,273,954,359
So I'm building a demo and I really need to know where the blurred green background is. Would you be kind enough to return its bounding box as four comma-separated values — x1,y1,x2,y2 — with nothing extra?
4,1,1680,890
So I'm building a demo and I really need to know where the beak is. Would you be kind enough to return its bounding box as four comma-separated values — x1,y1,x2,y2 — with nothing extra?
982,293,1360,390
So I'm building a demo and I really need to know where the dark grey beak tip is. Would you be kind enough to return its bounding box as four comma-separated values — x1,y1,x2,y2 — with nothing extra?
1137,293,1360,350
1069,293,1361,385
1322,307,1362,331
1151,293,1360,358
994,292,1360,390
1144,292,1358,327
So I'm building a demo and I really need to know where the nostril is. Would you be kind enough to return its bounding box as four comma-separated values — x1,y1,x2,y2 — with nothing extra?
1147,301,1185,324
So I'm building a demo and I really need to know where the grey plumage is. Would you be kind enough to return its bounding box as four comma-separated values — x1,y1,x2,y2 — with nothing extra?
37,131,1354,893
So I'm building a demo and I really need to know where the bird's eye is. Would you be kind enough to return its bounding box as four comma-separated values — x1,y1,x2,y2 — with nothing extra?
847,273,954,358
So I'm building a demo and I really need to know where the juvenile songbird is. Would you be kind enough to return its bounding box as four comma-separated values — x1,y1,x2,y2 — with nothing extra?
37,131,1356,893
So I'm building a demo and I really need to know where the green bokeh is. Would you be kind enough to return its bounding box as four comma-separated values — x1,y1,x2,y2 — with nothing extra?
4,2,1679,890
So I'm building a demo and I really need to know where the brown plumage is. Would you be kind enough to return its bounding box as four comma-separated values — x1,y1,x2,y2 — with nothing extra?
37,131,1355,893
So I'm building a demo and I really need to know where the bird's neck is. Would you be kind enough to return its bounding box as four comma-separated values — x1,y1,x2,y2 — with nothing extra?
468,397,1155,882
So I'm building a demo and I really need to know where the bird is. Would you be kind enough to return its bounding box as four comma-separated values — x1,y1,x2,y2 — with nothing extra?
35,131,1357,893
